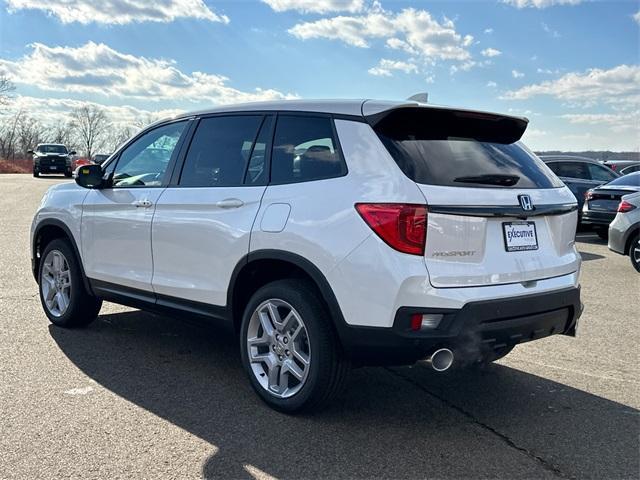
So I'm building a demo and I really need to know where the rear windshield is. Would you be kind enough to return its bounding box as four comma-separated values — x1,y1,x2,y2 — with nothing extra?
606,172,640,187
374,108,563,189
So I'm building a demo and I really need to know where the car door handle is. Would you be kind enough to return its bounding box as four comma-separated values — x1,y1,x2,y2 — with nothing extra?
216,198,244,209
133,200,153,208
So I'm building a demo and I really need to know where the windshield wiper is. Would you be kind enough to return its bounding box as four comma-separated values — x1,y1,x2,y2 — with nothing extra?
453,174,520,187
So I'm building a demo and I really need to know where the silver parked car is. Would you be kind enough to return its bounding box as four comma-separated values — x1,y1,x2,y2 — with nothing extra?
608,190,640,272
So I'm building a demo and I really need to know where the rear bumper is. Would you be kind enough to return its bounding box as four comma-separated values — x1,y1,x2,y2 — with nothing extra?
581,210,615,226
339,286,582,366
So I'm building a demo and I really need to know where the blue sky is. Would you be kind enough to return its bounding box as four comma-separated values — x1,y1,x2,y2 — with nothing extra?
0,0,638,151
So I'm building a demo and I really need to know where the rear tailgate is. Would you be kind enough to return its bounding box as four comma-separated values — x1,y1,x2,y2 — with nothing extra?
418,185,580,287
588,189,636,212
369,105,580,288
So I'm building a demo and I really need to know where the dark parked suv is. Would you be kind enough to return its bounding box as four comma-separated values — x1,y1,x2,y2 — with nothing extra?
29,144,76,178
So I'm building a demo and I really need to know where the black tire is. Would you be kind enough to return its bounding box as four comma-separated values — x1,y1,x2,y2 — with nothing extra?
38,238,102,328
239,279,349,413
64,170,72,178
629,233,640,273
33,168,39,178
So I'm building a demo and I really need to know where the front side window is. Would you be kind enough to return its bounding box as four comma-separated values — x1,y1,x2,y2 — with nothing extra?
588,163,617,182
112,121,187,188
271,115,346,185
179,115,264,187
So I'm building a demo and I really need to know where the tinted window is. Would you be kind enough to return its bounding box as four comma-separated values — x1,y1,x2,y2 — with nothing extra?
606,171,640,187
379,136,562,189
548,161,590,180
37,145,68,154
588,163,617,182
271,115,346,184
179,115,263,187
113,121,186,188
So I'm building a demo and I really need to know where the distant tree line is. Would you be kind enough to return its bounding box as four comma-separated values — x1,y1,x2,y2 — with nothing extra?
0,75,139,160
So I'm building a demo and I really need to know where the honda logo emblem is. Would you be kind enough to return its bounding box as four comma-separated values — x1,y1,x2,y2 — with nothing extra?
518,194,534,211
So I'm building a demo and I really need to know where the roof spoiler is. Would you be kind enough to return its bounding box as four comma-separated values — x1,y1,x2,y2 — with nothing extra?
366,105,529,144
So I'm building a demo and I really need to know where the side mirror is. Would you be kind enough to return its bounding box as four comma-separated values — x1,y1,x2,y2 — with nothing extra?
69,150,76,155
27,149,34,155
75,164,104,189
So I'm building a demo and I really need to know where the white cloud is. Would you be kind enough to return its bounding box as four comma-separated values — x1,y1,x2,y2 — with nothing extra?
481,48,502,57
541,22,561,38
561,111,640,133
368,58,418,76
5,0,229,25
502,65,640,107
0,42,296,104
512,69,525,78
289,6,473,63
502,0,582,8
487,81,498,87
261,0,363,13
633,11,640,24
1,94,184,130
484,28,494,34
537,67,561,74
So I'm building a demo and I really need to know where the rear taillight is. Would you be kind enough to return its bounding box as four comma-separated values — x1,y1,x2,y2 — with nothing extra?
618,200,636,213
355,203,427,256
585,191,594,200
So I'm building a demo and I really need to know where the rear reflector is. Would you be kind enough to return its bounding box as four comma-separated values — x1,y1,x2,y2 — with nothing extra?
355,203,427,255
618,200,636,213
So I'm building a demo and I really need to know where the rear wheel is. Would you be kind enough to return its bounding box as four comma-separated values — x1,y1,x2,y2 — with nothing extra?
629,234,640,273
64,169,72,178
33,168,39,178
38,238,102,327
240,279,349,413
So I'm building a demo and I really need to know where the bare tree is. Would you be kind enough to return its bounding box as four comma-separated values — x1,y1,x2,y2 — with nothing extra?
47,121,76,149
0,109,24,159
0,76,15,110
16,114,45,156
106,125,135,153
70,104,110,158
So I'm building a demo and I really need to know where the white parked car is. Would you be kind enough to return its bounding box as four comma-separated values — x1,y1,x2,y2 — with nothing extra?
30,100,583,412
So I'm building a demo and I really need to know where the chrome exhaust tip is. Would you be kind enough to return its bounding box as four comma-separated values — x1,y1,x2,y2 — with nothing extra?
427,348,454,372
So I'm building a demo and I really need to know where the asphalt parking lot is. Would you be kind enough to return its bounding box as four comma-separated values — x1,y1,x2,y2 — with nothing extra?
0,173,638,480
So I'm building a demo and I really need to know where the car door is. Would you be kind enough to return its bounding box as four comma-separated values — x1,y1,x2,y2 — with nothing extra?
81,120,189,291
548,161,596,208
151,114,272,307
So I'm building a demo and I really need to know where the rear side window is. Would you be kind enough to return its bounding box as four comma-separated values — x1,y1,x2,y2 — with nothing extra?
271,115,346,185
374,109,563,189
179,115,263,187
548,161,589,180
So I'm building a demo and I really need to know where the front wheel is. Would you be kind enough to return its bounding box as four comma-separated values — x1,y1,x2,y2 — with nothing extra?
240,279,349,413
629,234,640,273
38,238,102,327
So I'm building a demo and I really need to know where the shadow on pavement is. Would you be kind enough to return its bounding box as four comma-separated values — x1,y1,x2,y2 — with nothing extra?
49,310,638,479
579,251,606,261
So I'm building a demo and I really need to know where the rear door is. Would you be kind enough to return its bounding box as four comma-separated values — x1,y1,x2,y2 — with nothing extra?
151,114,272,306
372,108,580,288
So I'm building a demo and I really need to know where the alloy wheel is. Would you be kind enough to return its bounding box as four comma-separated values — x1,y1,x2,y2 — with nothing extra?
246,299,311,398
40,250,72,317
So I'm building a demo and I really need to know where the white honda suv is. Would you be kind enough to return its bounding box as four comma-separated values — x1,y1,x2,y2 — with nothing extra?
31,100,582,412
